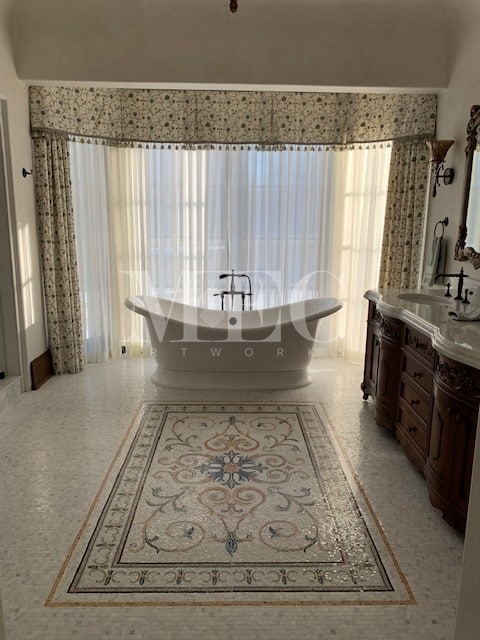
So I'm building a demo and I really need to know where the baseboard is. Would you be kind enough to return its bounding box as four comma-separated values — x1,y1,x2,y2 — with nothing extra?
30,349,54,390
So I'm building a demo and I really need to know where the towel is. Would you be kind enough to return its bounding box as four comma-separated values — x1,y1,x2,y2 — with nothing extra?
422,236,446,287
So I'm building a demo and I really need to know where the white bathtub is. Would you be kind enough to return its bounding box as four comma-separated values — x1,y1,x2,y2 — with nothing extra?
125,296,342,390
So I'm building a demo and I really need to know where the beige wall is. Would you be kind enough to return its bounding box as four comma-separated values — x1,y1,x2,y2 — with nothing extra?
0,0,47,388
9,0,449,88
425,1,480,283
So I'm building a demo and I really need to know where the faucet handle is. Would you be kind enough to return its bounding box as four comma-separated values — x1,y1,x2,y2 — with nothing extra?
463,289,473,304
444,282,452,297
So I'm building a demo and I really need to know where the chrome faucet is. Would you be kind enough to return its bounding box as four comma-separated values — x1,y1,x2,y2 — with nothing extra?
217,270,253,310
435,267,469,301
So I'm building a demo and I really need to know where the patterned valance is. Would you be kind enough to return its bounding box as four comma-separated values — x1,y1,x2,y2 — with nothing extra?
29,86,437,147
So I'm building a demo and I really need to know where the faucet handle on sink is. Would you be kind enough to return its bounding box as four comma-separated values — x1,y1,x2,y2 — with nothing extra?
463,289,473,304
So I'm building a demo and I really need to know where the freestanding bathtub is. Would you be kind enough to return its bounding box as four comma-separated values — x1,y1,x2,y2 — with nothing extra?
125,296,342,390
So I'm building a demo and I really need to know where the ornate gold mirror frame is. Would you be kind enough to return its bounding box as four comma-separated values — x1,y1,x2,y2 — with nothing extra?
455,104,480,268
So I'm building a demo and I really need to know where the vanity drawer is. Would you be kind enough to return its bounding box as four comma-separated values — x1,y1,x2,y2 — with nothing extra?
401,354,433,394
404,327,436,368
399,375,431,423
397,402,429,469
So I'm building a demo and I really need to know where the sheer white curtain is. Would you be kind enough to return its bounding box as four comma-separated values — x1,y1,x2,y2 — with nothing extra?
70,142,390,364
334,146,391,362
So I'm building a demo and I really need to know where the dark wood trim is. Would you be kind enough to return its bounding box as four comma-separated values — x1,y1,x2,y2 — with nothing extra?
30,349,54,390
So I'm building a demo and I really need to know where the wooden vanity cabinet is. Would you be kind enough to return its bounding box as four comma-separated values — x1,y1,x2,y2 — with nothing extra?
361,302,403,431
425,355,480,530
361,301,381,401
362,300,479,531
396,327,436,473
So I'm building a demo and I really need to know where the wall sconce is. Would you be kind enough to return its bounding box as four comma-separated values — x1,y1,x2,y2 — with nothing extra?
426,139,455,198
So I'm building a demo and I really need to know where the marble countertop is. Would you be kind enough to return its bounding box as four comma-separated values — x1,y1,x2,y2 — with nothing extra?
365,287,480,370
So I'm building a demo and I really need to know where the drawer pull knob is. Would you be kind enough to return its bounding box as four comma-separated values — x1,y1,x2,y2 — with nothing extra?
408,426,417,433
413,371,421,378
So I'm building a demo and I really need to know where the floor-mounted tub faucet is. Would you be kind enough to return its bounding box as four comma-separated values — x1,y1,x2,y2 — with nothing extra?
435,266,469,301
216,270,253,310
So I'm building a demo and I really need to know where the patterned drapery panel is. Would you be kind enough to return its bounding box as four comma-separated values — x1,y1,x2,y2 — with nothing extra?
33,134,85,374
378,137,431,289
29,87,437,146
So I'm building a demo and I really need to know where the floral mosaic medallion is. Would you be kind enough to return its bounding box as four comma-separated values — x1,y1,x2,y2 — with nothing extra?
47,403,414,606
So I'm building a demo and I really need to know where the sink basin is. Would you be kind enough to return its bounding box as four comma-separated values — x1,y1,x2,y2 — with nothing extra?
397,292,453,306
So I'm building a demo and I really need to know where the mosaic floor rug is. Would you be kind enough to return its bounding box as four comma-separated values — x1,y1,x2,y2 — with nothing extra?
47,402,415,606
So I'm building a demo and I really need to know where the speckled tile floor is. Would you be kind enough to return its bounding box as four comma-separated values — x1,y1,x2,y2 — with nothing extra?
0,357,464,639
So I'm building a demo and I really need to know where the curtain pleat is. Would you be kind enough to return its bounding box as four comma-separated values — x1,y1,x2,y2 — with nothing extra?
33,135,84,373
378,137,431,289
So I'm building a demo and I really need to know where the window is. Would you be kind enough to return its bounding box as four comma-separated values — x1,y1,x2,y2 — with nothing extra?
70,142,391,363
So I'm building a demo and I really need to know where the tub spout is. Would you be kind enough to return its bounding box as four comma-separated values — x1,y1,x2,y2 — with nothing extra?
219,270,235,293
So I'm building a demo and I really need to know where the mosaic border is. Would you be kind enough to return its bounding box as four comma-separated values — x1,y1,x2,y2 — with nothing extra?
46,402,415,607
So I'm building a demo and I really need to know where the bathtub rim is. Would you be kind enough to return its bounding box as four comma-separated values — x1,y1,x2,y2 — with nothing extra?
125,295,342,333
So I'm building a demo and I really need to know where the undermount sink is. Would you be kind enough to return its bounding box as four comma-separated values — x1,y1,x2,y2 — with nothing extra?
397,292,452,306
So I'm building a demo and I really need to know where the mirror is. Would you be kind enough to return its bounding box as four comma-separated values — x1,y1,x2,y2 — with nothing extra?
455,104,480,268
